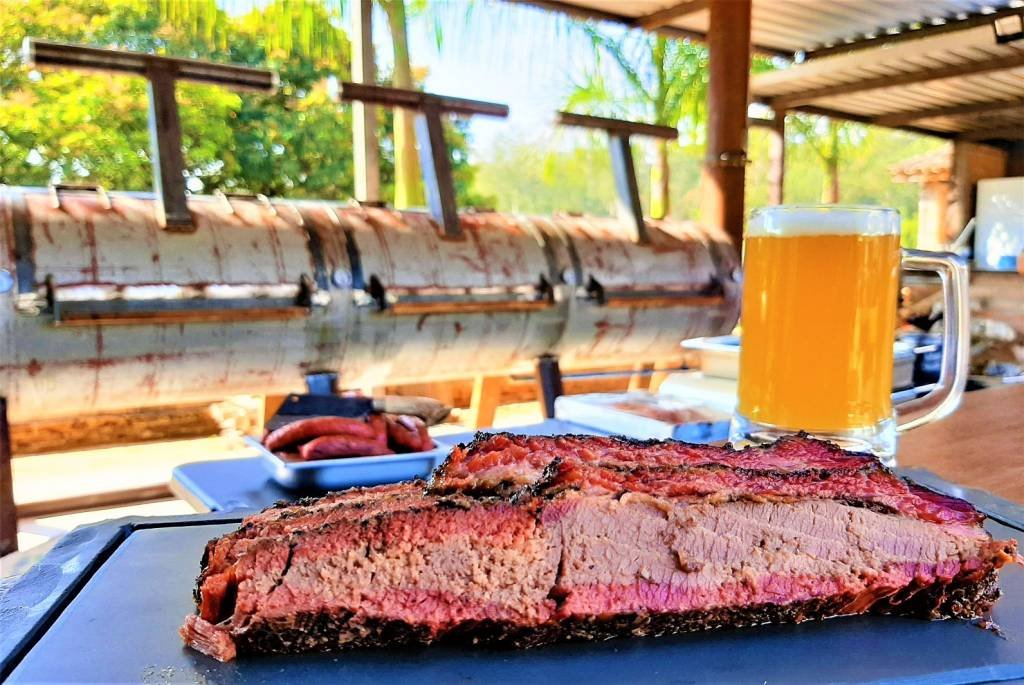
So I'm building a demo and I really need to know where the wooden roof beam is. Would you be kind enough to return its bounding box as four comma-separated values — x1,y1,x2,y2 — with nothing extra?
782,104,958,140
875,98,1024,127
769,52,1024,109
634,0,708,31
503,0,793,57
959,125,1024,142
803,6,1024,60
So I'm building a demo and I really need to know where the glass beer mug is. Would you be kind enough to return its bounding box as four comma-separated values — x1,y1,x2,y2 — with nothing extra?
730,206,970,466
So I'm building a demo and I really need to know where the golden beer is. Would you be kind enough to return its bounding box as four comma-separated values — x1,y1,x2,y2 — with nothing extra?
738,232,900,431
732,205,971,464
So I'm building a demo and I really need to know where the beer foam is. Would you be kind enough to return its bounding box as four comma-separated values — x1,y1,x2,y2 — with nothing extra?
747,206,899,237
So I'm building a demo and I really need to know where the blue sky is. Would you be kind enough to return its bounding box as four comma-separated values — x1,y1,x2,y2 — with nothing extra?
376,2,597,159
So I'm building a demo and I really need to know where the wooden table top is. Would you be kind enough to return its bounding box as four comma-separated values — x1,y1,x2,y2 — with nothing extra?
899,383,1024,504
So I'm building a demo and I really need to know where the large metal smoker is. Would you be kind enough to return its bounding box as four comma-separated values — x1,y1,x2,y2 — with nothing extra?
0,41,740,422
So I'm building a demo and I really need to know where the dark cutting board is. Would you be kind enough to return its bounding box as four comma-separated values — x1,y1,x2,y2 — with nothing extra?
1,513,1023,684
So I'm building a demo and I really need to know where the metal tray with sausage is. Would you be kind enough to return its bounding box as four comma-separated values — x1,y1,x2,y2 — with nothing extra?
251,425,454,491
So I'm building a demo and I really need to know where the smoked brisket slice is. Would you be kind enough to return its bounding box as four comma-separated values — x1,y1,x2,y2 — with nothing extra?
428,432,882,495
182,434,1020,661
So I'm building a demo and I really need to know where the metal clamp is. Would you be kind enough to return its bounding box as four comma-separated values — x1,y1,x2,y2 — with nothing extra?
24,38,277,232
337,82,509,240
556,112,678,245
49,184,111,211
709,150,749,167
213,190,277,216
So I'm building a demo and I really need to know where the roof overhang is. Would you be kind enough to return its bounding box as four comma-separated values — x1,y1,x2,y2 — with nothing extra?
507,0,1024,144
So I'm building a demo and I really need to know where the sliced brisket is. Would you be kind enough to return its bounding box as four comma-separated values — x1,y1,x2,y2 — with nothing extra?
427,432,882,495
182,434,1020,661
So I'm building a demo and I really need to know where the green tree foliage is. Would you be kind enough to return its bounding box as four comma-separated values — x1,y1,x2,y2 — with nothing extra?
475,131,616,216
478,123,941,231
565,27,707,218
0,0,484,207
786,115,860,203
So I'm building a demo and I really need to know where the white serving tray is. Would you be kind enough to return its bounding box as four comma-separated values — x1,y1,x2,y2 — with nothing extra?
554,391,731,443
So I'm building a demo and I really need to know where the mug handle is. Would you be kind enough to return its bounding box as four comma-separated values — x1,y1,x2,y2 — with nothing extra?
896,249,971,432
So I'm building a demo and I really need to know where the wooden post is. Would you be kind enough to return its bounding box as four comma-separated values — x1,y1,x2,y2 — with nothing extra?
466,374,505,429
627,363,650,391
1007,141,1024,177
951,141,1009,238
648,360,677,393
262,394,287,430
146,62,192,230
0,398,17,555
351,0,380,202
768,110,786,206
608,133,648,244
701,0,753,248
535,355,564,419
415,104,461,238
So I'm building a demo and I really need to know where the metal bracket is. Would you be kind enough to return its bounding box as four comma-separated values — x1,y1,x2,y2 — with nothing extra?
579,275,726,309
337,82,509,239
355,276,552,316
42,273,320,326
23,38,277,232
556,112,678,245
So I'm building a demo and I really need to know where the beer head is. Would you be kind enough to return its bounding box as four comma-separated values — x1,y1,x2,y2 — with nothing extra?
748,205,900,238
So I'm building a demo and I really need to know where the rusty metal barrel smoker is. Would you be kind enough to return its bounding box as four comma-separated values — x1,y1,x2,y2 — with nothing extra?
0,40,740,423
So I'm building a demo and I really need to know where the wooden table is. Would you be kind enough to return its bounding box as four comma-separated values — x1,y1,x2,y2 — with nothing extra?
899,384,1024,504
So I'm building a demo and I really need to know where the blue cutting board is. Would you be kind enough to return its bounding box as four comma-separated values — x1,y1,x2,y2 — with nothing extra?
2,513,1022,684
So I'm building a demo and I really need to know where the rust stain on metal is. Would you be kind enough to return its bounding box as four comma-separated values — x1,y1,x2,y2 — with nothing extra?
39,220,55,245
364,211,395,282
263,212,288,282
82,218,100,281
205,213,226,282
462,221,492,281
91,327,104,407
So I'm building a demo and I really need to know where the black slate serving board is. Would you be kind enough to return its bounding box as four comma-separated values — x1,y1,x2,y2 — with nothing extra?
1,511,1022,684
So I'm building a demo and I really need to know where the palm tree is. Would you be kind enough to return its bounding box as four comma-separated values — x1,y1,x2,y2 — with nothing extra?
567,28,707,219
788,115,858,203
380,0,425,208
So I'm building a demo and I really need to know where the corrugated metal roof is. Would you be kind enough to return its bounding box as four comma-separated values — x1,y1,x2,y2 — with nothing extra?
667,0,1016,55
511,0,1024,142
511,0,1021,56
751,24,1024,141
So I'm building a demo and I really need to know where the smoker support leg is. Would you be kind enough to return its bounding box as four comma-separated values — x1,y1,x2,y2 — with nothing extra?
627,362,651,391
0,397,17,556
535,355,564,419
649,360,677,393
467,375,505,429
262,395,287,431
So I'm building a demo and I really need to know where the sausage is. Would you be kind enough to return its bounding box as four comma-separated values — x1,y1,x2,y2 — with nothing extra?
298,435,392,461
367,413,388,443
417,422,434,451
385,414,427,453
263,416,377,452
